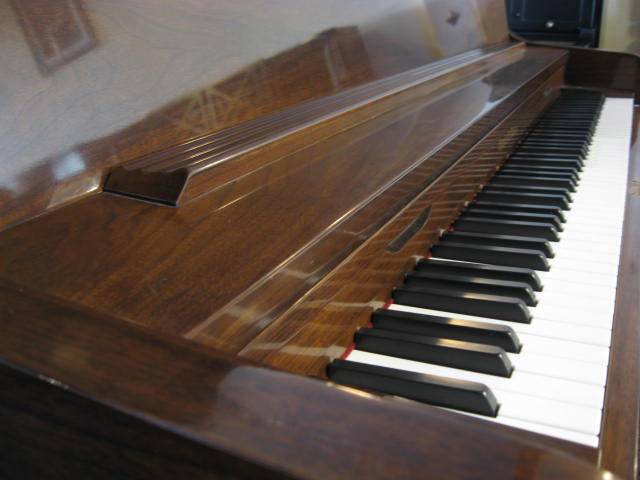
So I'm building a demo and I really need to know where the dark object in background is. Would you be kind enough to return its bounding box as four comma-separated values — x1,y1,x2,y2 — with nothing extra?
505,0,603,47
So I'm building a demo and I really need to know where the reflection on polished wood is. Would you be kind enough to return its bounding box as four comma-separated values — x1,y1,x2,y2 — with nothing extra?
0,47,565,350
1,0,639,479
0,0,508,229
104,43,523,205
9,0,97,75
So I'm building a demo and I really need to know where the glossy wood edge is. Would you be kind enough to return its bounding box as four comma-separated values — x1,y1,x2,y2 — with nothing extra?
0,279,618,480
0,365,292,480
104,42,525,205
597,106,640,480
511,34,640,99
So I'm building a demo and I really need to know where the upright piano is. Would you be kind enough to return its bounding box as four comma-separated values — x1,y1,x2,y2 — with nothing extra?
1,1,639,478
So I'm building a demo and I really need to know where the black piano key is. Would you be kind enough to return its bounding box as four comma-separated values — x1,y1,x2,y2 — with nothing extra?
519,139,590,149
536,117,597,124
461,207,563,231
490,175,576,192
530,126,594,135
430,242,550,271
510,150,585,159
544,112,601,118
513,151,586,163
416,258,542,291
499,162,582,175
370,308,522,353
498,165,580,177
506,157,583,171
453,217,560,242
537,114,597,120
326,359,500,417
354,328,514,377
393,284,532,323
516,145,588,157
525,133,592,143
482,184,573,202
471,201,566,223
534,121,597,129
440,230,554,258
405,271,537,306
474,191,570,210
505,155,585,165
521,137,589,146
497,168,579,183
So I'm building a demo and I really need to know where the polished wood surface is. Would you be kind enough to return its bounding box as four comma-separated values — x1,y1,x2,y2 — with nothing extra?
0,48,566,352
1,0,639,478
513,34,640,97
0,280,614,480
0,0,508,230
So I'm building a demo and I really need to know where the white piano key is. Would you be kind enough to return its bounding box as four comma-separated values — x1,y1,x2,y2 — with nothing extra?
549,245,621,265
515,333,610,366
529,303,615,329
346,350,605,410
539,278,616,300
495,391,602,436
347,350,604,435
535,287,618,311
455,411,599,446
505,350,608,386
537,269,619,289
389,303,613,349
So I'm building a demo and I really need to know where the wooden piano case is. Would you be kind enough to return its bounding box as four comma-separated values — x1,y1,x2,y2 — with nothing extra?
1,1,639,478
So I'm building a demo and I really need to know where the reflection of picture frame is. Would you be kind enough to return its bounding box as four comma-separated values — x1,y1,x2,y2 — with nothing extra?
10,0,97,75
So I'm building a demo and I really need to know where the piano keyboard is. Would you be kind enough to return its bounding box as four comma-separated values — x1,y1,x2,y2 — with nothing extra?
328,92,634,447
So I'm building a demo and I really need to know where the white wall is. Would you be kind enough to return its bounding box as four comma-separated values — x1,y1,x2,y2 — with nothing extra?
600,0,640,53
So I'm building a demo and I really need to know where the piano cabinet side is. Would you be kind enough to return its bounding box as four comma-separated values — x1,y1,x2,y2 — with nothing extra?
597,106,640,480
514,39,640,98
